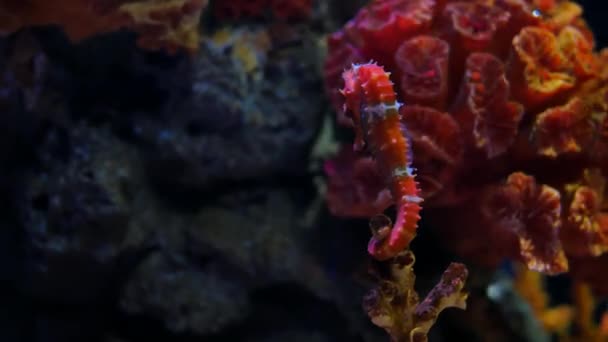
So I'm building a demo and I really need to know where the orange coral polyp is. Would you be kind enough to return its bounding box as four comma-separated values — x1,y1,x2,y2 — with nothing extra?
561,170,608,257
557,26,598,79
541,1,583,32
533,97,594,157
511,27,575,106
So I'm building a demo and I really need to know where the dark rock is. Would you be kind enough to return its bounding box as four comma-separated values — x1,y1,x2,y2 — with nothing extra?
120,251,250,335
21,127,130,304
140,29,324,194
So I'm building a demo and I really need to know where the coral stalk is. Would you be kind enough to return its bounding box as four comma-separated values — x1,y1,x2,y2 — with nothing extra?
363,250,468,342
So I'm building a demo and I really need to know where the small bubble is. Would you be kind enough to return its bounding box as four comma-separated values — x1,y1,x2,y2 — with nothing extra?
532,9,542,18
486,282,505,300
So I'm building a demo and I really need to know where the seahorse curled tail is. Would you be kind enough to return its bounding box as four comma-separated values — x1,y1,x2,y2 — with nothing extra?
341,62,423,260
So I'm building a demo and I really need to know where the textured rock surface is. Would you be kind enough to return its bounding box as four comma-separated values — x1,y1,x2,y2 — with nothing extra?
21,126,130,304
1,11,347,340
140,31,324,193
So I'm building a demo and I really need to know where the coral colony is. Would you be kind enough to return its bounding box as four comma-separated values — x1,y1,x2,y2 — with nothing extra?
325,0,608,340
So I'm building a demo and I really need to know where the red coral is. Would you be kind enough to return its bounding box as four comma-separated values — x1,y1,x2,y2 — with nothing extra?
532,97,594,157
534,0,557,12
443,1,511,52
395,36,450,110
324,146,391,218
460,52,524,157
400,105,463,199
483,172,567,274
561,170,608,257
540,1,583,33
324,0,608,290
562,186,608,256
558,26,598,80
509,26,575,109
352,0,435,66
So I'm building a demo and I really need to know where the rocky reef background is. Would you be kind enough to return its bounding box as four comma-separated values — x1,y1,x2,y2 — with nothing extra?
0,1,606,342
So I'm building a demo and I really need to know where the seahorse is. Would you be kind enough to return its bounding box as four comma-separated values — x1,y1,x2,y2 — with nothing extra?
341,62,423,260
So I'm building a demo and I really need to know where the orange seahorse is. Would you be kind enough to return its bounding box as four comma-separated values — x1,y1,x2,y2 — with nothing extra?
341,62,422,260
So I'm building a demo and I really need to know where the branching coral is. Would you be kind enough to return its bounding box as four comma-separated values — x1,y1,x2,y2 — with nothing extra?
514,267,608,342
363,250,468,342
513,264,573,335
324,0,608,291
564,282,608,342
0,0,208,53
